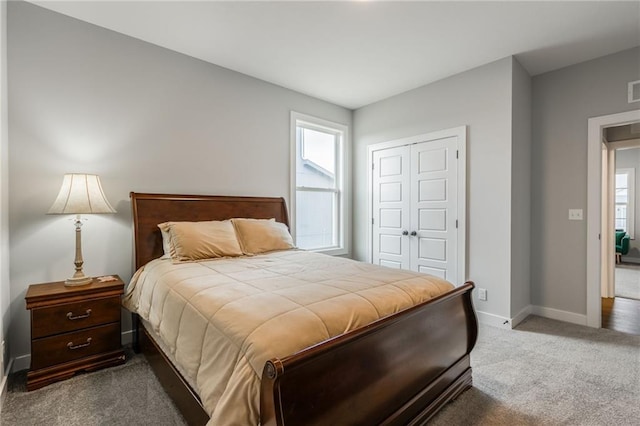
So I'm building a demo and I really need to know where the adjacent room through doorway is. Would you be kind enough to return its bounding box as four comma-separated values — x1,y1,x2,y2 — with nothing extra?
614,263,640,300
601,122,640,335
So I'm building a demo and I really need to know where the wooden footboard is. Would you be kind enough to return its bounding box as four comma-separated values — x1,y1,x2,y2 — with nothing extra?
260,281,477,425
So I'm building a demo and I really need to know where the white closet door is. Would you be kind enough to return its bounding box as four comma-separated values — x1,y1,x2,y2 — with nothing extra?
410,137,458,283
372,146,411,269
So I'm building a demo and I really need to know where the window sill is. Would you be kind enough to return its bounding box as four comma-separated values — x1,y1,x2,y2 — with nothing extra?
307,247,348,257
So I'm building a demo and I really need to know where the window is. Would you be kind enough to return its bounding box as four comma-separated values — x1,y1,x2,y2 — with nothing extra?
291,112,348,255
615,168,635,239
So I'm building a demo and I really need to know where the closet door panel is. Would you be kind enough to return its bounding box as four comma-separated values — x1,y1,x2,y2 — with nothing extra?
371,132,461,284
372,146,411,270
410,137,458,283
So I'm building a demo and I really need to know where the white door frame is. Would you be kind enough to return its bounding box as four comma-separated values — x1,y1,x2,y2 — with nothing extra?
587,109,640,327
601,143,614,299
366,125,467,284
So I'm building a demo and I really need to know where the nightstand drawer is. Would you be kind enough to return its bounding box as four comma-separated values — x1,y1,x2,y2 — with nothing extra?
31,323,121,370
31,296,121,339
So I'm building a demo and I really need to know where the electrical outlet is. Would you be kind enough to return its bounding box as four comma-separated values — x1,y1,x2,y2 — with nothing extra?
478,288,487,301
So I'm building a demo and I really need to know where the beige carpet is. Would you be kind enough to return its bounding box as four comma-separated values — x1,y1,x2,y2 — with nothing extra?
2,316,639,425
616,263,640,299
431,316,640,425
1,349,187,426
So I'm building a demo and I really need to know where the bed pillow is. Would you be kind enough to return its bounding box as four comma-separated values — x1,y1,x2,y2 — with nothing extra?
158,220,244,261
231,218,295,255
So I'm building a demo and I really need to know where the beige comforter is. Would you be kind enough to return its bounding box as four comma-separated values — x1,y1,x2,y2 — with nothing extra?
123,250,454,425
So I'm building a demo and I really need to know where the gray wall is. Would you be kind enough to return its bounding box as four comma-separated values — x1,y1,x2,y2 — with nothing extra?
615,147,640,259
531,47,640,314
353,57,514,319
7,2,351,361
510,57,532,317
1,0,9,376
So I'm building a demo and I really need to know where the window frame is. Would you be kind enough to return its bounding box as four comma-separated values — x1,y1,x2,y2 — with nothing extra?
290,112,349,256
615,167,635,239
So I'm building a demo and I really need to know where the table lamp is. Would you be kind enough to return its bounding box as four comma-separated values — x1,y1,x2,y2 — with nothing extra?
48,174,116,286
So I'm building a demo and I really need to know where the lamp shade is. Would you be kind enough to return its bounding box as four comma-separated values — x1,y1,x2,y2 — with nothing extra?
48,174,116,215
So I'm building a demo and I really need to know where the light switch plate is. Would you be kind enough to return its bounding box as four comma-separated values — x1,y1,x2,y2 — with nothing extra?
569,209,583,220
478,288,487,301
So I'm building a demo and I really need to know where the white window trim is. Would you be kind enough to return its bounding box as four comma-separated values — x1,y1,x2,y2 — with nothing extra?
290,111,350,256
616,167,635,239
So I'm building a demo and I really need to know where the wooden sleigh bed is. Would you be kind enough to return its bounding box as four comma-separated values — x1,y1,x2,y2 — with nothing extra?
128,192,478,425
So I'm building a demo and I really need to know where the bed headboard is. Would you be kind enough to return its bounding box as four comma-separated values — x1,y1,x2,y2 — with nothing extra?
130,192,290,270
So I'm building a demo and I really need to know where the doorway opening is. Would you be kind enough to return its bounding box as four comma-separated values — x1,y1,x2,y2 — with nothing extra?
605,130,640,335
587,110,640,333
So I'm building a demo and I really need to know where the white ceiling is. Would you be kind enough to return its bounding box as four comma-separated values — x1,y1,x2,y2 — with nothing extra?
30,1,640,109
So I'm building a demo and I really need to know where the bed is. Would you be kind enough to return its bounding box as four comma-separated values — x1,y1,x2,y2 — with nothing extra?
125,192,478,425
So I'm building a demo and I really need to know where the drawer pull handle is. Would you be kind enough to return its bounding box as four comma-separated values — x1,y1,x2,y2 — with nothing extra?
67,337,92,350
67,309,92,321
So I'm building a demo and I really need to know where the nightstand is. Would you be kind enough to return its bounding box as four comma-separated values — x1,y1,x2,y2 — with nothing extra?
25,276,126,391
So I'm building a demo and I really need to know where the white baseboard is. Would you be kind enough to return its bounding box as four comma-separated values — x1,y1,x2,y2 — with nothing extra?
531,305,587,326
475,310,513,329
511,305,532,328
478,304,585,330
12,354,29,373
0,358,13,414
121,329,133,346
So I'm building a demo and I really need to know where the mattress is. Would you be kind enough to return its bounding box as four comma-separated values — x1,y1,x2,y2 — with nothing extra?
122,250,454,425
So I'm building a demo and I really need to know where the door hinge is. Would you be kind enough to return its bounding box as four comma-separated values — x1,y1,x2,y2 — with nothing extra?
372,163,375,170
456,150,459,159
372,217,374,225
456,219,458,229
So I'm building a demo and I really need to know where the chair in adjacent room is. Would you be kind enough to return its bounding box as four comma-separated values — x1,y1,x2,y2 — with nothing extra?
615,229,630,263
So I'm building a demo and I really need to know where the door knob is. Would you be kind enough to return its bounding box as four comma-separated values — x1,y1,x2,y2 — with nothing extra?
410,231,417,236
402,230,409,235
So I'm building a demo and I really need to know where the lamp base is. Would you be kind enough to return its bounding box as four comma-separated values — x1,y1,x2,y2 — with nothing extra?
64,276,93,287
